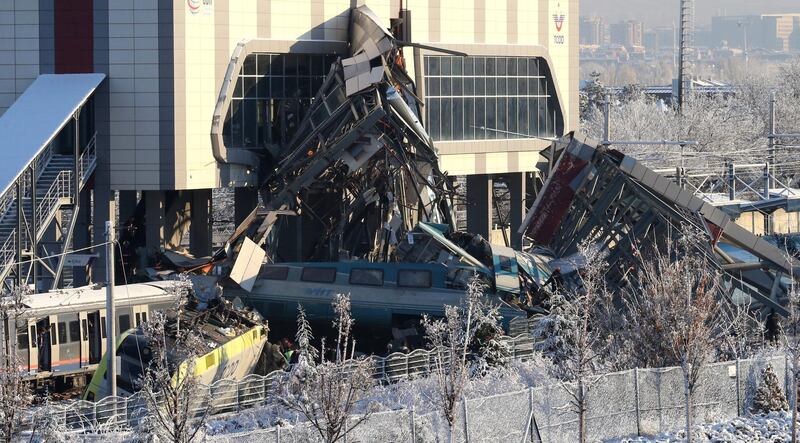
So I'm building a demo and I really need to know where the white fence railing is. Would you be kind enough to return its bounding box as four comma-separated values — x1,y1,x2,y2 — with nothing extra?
27,334,538,432
206,354,791,443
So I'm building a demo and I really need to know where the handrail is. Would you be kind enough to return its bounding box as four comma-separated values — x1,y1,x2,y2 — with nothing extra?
34,170,72,239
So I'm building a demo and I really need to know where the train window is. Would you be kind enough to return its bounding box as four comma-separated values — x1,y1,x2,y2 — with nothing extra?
50,323,57,345
17,331,28,350
119,314,131,333
260,266,289,280
57,322,67,344
350,268,384,286
29,325,36,348
68,321,80,342
141,312,147,324
499,255,513,272
135,313,141,326
301,267,337,283
397,270,432,288
81,319,88,341
101,317,106,338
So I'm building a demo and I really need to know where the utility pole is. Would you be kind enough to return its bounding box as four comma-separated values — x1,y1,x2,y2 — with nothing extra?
677,0,694,111
105,200,117,398
603,92,611,143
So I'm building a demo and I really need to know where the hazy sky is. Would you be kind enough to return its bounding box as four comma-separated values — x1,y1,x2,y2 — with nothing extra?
581,0,800,28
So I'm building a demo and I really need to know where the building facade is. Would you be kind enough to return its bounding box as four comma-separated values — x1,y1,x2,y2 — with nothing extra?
0,0,578,282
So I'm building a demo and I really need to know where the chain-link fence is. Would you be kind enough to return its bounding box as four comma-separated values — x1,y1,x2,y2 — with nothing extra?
203,354,790,442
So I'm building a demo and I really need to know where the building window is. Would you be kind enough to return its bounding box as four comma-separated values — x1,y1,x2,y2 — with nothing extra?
224,53,338,150
423,55,562,141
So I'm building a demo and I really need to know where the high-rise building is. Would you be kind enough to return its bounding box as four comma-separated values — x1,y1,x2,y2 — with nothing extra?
609,20,643,49
580,16,604,46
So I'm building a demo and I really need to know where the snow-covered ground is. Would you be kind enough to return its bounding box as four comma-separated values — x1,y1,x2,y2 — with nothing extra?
613,411,793,443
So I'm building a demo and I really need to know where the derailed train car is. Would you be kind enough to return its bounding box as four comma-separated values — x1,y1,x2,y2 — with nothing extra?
83,293,268,401
0,281,177,387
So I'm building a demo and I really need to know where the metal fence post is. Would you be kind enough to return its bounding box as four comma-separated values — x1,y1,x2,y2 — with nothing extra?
410,402,416,443
528,386,535,442
634,367,641,436
276,424,281,443
735,359,741,416
463,397,469,443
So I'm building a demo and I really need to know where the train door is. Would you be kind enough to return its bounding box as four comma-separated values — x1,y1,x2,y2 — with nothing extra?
99,308,107,358
87,311,102,364
133,305,148,328
78,311,89,367
35,318,51,372
26,319,37,373
48,315,59,371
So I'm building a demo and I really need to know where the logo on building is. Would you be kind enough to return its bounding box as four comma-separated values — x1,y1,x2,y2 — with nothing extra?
187,0,212,15
553,8,565,33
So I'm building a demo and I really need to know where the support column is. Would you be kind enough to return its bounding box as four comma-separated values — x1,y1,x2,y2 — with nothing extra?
144,190,165,254
190,189,212,257
507,173,526,249
73,188,93,285
164,191,191,251
466,174,493,240
235,187,259,227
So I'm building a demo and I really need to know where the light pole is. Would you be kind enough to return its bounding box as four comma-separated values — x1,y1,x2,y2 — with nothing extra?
738,20,749,69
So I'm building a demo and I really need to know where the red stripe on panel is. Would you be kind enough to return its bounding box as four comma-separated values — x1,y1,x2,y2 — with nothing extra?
55,0,94,73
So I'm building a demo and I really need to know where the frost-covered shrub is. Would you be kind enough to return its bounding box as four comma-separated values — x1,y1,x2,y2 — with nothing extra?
751,364,788,414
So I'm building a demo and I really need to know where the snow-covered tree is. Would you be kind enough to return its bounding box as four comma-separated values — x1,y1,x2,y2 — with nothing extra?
623,231,727,443
0,288,32,443
421,275,509,433
751,364,788,415
139,278,209,443
533,242,613,443
278,294,375,443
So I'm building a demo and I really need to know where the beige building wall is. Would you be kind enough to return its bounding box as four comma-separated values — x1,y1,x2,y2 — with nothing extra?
142,0,578,190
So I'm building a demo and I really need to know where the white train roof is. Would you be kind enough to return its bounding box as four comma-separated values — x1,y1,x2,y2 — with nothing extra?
19,281,177,317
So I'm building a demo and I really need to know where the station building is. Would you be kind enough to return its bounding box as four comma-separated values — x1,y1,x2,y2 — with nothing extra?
0,0,578,289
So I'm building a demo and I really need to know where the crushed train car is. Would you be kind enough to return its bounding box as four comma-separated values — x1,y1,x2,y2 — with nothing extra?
519,132,798,317
83,290,267,401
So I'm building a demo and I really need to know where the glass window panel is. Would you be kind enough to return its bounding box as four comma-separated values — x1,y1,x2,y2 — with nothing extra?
528,58,538,76
507,58,517,76
261,266,289,280
298,55,311,76
486,77,496,96
285,76,298,98
453,98,464,141
529,78,539,96
475,98,486,137
518,97,528,136
243,99,258,148
301,267,337,283
441,98,452,141
257,77,268,98
244,77,258,98
231,99,244,147
397,270,431,288
464,57,474,75
257,54,271,76
428,99,440,140
475,57,486,75
486,57,495,76
539,78,548,97
68,321,80,342
497,57,506,76
464,77,474,96
486,98,496,138
518,77,527,96
440,57,451,75
508,77,518,95
430,57,441,75
497,78,506,95
271,76,284,98
452,57,463,75
233,77,243,98
508,97,518,136
243,55,257,75
517,58,526,77
464,98,475,140
538,98,548,137
284,54,299,75
441,78,451,96
475,77,485,96
453,77,463,96
546,103,555,136
429,77,440,96
271,55,284,75
496,97,507,136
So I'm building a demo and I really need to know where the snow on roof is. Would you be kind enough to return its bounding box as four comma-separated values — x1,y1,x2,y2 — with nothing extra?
0,73,105,192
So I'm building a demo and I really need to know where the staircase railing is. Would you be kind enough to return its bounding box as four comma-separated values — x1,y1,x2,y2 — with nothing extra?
0,229,16,282
78,134,97,188
35,170,73,239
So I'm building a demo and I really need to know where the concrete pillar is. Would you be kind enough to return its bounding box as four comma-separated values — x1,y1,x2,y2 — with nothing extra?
164,191,191,250
466,174,493,240
507,173,526,249
190,189,213,257
144,190,165,253
235,187,259,226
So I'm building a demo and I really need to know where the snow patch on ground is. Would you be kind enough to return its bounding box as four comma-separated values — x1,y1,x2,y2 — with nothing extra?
611,411,792,442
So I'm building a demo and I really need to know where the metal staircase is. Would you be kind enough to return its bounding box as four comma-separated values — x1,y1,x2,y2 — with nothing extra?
0,136,96,290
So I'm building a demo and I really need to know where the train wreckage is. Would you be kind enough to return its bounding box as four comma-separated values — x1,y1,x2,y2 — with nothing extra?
5,5,798,396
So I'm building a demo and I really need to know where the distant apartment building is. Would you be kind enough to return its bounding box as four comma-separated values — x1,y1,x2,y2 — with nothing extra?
711,14,800,51
643,26,676,53
609,20,643,49
580,16,605,46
